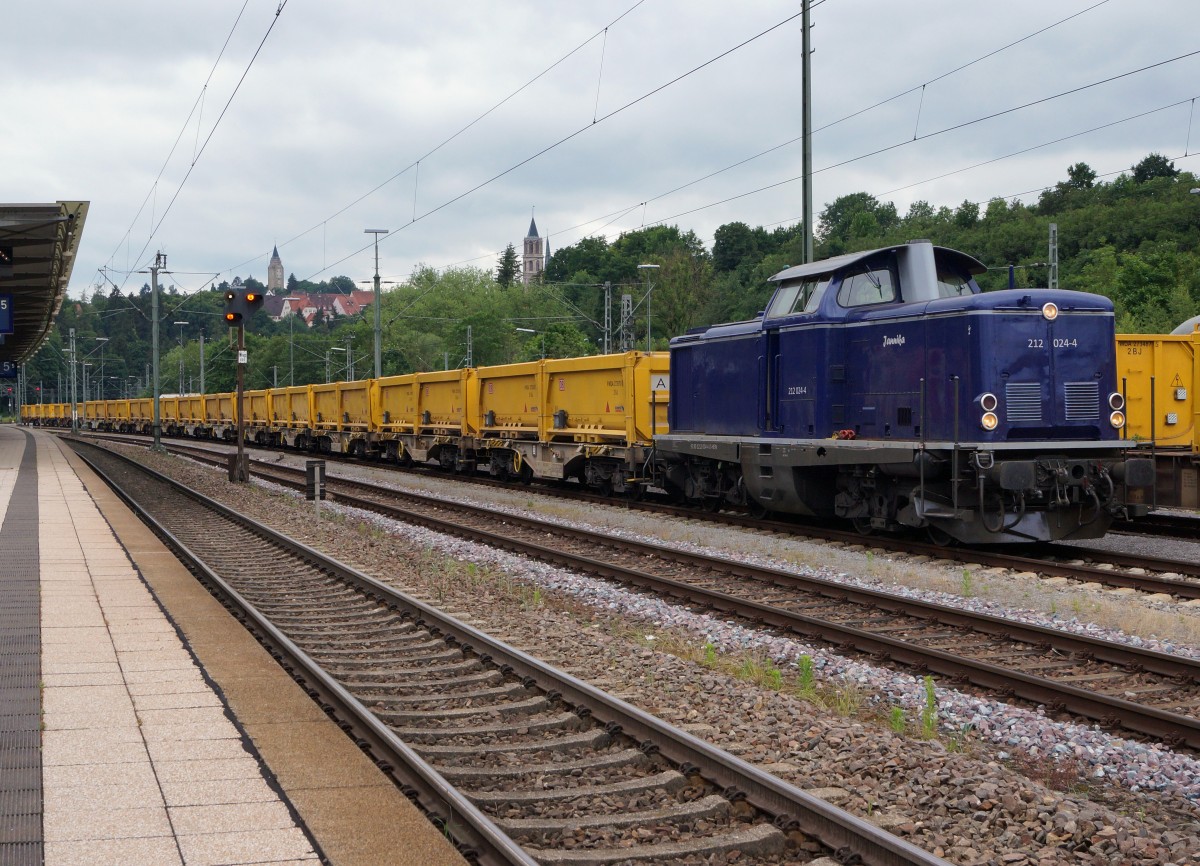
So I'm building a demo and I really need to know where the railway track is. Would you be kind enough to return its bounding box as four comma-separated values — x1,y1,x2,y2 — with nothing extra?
73,431,1200,598
76,435,1200,750
70,439,946,866
1115,511,1200,542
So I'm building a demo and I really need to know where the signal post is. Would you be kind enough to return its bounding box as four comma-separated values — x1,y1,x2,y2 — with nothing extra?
223,286,264,482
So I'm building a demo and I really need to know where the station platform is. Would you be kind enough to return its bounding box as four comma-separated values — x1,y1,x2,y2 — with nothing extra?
0,427,466,866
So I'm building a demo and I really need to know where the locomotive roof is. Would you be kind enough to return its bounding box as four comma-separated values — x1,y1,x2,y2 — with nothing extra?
768,242,986,283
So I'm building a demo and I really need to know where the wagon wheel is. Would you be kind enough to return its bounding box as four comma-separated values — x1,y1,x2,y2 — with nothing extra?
851,516,875,536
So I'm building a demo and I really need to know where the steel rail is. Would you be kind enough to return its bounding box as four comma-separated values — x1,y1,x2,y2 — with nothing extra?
116,438,1200,749
71,445,536,866
72,440,950,866
71,431,1200,595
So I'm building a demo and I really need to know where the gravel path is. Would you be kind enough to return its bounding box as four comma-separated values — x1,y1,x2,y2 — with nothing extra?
110,445,1200,866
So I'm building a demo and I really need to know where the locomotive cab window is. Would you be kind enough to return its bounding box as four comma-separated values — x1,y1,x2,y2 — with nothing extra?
766,277,831,318
836,266,896,307
936,264,975,298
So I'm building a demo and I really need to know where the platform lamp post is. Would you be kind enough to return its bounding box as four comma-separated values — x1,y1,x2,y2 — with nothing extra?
515,327,545,359
364,228,389,378
173,321,188,394
282,297,300,385
636,264,660,352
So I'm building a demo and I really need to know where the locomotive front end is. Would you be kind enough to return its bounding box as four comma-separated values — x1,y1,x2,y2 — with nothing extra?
910,289,1154,542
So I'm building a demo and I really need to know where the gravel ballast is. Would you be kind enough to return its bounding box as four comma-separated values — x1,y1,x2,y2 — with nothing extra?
105,444,1200,865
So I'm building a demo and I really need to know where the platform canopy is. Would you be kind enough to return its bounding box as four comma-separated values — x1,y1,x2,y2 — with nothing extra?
0,201,88,367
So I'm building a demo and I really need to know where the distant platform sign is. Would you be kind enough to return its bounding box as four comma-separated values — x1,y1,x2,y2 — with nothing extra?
0,294,11,334
0,361,17,379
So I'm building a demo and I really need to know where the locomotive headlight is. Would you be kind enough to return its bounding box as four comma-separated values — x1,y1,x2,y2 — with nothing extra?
979,392,998,412
1108,392,1124,410
981,412,999,431
1109,410,1125,429
1042,302,1059,321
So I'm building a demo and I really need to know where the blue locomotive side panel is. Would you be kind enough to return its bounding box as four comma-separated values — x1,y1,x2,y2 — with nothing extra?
668,323,762,436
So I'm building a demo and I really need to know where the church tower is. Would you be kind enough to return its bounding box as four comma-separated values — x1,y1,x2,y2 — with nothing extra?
267,245,284,293
521,212,544,285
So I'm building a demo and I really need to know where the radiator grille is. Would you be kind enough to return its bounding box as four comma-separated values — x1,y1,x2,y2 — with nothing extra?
1063,382,1099,421
1005,382,1042,423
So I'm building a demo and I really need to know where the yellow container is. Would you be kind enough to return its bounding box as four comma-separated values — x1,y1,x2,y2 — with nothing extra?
1116,332,1199,451
110,400,131,424
415,369,473,434
338,379,371,429
179,395,204,424
543,352,670,444
131,398,153,424
83,401,101,422
311,383,339,430
246,389,271,426
159,396,181,425
478,361,542,439
371,374,419,432
210,393,237,424
277,386,312,428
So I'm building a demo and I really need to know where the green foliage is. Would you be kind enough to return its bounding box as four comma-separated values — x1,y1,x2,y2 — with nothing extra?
920,676,939,739
796,654,815,696
495,243,520,288
21,156,1198,410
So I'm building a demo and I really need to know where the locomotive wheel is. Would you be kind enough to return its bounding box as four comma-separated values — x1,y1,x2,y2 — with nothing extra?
851,517,875,536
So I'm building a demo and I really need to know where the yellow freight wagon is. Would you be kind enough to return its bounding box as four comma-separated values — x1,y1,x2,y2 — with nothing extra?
1116,331,1200,508
416,369,472,434
159,396,182,432
131,398,153,431
1116,332,1199,451
211,393,238,425
245,390,271,427
83,401,101,428
276,385,312,429
339,379,371,431
179,395,205,427
109,399,132,431
310,383,340,432
543,352,670,444
371,374,419,434
477,361,541,439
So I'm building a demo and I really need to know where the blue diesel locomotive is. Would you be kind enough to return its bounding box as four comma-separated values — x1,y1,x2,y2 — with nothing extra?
655,240,1154,543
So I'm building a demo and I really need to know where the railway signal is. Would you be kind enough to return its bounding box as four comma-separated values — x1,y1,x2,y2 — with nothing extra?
223,288,264,326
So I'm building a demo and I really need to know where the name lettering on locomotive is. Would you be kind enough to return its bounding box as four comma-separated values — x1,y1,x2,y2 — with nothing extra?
882,334,905,347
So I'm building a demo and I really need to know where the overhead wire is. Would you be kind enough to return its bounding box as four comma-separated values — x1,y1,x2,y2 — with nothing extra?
114,1,290,291
101,0,253,282
367,0,1125,285
221,0,650,278
304,4,818,284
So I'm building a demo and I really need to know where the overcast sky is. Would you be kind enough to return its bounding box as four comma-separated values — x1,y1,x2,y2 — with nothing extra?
5,0,1198,297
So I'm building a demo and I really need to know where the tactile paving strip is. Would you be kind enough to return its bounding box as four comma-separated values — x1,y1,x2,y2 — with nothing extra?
0,431,40,862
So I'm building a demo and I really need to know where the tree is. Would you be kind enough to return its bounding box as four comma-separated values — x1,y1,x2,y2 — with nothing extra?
713,222,756,272
1066,162,1097,190
496,244,520,287
1131,152,1179,183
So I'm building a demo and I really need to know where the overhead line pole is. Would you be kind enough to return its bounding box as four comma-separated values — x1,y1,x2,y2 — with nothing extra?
149,252,167,452
801,0,814,264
